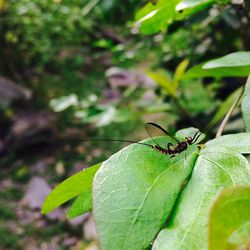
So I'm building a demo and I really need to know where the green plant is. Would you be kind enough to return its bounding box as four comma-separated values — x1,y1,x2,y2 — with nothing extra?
42,75,250,249
40,0,250,249
40,0,250,246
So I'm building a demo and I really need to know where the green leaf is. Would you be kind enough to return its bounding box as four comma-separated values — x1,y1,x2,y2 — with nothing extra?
135,0,180,35
93,138,199,250
67,190,91,219
242,76,250,132
152,147,250,250
208,186,250,250
41,163,101,214
176,0,229,11
184,63,250,79
148,70,176,96
176,0,213,11
210,87,242,126
173,59,189,89
203,52,250,69
206,133,250,154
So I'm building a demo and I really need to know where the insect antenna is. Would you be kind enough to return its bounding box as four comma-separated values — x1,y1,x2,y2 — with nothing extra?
63,138,153,148
191,131,203,144
191,120,217,144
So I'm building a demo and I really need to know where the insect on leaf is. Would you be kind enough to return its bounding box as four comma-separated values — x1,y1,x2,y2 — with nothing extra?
93,137,199,250
152,146,250,250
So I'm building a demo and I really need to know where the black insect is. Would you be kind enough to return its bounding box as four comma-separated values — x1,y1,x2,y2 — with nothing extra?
82,122,203,157
144,122,202,157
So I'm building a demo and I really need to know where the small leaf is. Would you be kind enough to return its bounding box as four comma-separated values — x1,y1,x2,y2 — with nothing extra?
134,0,180,35
148,70,176,96
41,163,101,214
67,190,91,219
93,137,199,250
206,133,250,154
153,147,250,250
176,0,229,11
173,59,189,89
184,63,250,79
208,186,250,250
242,76,250,132
203,52,250,69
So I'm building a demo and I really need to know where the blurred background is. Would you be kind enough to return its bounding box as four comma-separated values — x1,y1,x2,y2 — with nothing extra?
0,0,249,249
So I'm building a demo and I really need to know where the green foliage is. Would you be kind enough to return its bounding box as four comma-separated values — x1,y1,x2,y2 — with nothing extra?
135,0,180,34
42,131,250,249
176,0,229,12
134,0,230,35
184,63,250,78
1,0,249,248
184,52,250,78
38,0,250,247
153,146,250,250
93,138,198,249
148,60,189,97
208,186,250,250
179,79,216,114
67,192,91,219
42,163,101,214
203,52,250,69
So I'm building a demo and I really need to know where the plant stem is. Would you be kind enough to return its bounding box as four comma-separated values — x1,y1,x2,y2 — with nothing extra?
216,86,245,138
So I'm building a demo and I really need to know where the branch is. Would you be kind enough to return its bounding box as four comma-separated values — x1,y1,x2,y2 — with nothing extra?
216,86,245,138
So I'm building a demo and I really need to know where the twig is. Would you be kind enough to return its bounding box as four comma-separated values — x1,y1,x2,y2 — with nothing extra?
216,86,245,138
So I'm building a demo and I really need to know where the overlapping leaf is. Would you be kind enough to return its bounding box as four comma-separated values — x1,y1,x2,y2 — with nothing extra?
152,146,250,250
67,190,91,219
42,163,101,214
93,138,199,250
